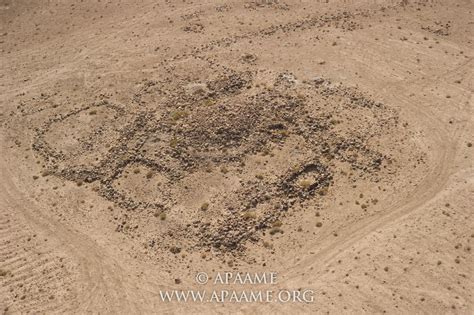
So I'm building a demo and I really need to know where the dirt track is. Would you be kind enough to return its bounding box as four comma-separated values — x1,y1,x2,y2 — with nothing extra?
0,0,473,314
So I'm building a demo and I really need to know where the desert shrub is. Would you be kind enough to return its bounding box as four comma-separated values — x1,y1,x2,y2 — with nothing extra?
274,129,289,137
269,227,283,235
169,246,181,254
201,98,215,106
242,211,257,220
318,187,328,195
41,170,52,177
272,220,282,228
200,202,209,211
170,137,179,148
171,110,188,121
299,179,312,189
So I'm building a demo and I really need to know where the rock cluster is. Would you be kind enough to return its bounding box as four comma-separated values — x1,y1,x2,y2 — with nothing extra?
32,62,399,254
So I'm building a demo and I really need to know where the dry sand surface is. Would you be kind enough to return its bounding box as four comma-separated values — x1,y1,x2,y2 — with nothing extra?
0,0,473,313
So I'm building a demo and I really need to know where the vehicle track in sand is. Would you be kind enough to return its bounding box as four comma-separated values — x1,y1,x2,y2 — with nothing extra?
1,0,472,313
0,143,147,313
249,59,473,313
1,56,468,315
1,133,212,313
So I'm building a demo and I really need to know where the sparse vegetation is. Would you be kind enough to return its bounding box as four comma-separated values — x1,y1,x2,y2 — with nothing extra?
2,1,473,313
170,137,179,148
318,187,328,196
272,220,282,228
201,98,216,106
41,170,52,177
171,110,189,121
242,211,257,220
299,179,312,189
169,246,181,254
269,227,283,235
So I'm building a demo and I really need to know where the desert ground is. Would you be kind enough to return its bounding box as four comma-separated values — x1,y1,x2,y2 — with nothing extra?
0,0,473,314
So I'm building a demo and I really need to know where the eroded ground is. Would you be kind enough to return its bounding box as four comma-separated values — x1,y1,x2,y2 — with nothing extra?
0,0,472,314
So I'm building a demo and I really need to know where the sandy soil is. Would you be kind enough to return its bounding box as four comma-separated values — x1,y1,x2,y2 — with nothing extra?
0,0,472,314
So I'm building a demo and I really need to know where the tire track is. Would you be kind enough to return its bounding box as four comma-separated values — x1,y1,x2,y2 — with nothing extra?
0,135,146,313
254,64,471,314
0,195,77,313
